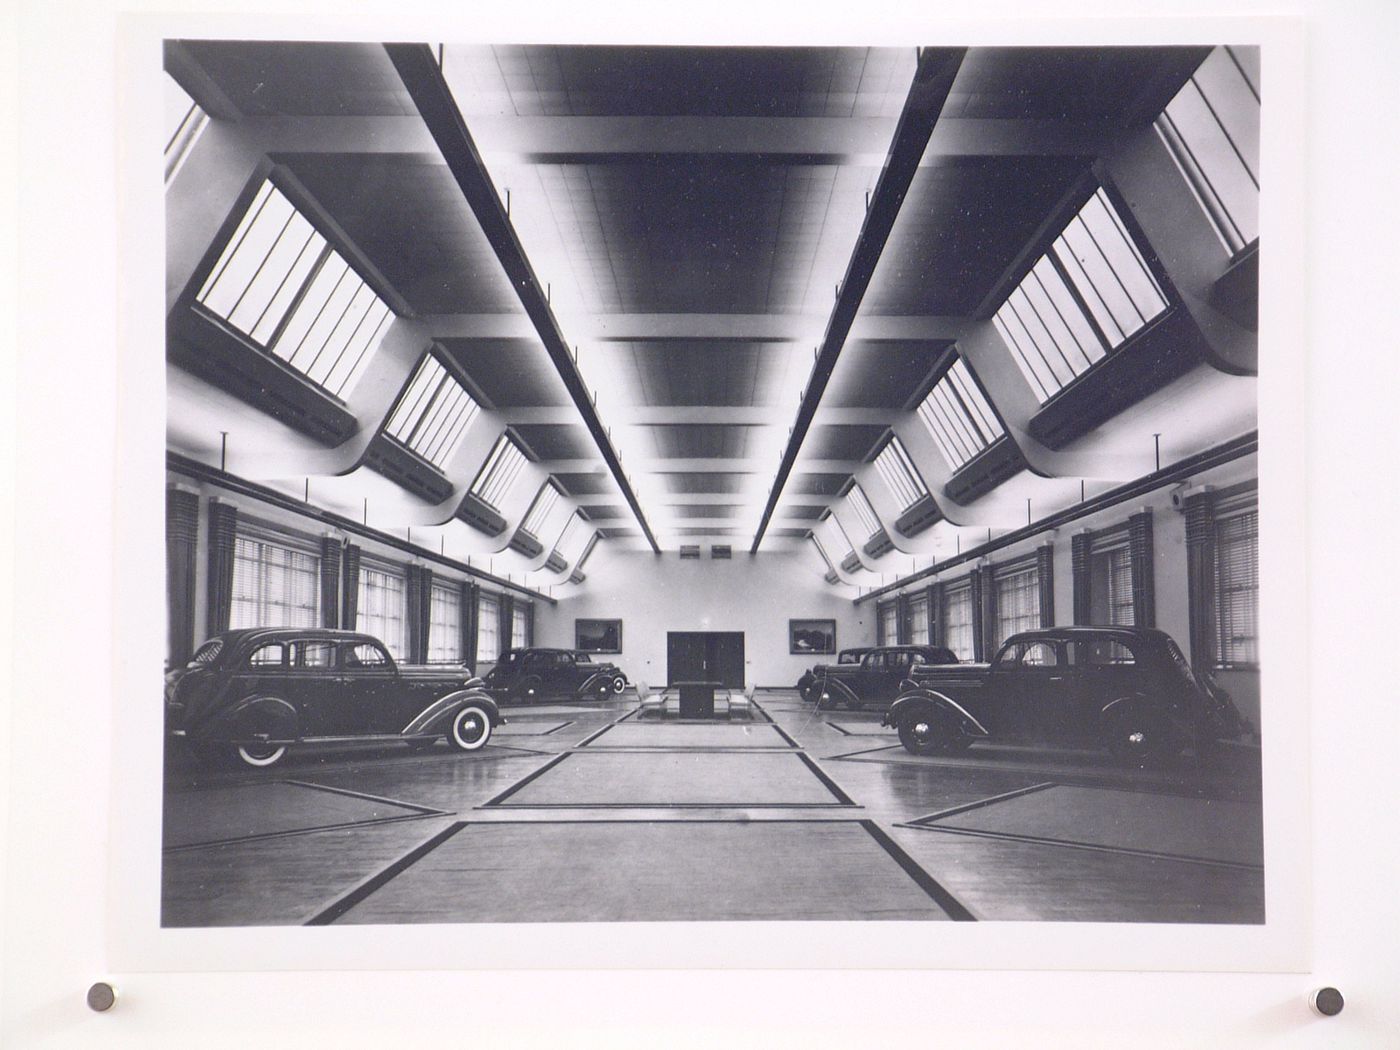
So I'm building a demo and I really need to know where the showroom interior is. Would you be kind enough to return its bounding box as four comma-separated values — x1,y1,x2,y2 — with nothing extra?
160,40,1262,926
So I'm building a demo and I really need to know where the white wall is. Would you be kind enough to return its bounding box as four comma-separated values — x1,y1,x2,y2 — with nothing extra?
535,547,873,688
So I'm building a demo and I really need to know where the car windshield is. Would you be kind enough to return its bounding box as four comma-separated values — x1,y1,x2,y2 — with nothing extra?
188,639,222,667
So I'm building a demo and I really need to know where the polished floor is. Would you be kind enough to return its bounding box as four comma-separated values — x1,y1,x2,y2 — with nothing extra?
161,691,1265,926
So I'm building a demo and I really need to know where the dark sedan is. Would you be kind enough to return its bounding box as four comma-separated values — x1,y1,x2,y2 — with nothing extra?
883,626,1253,764
796,647,870,702
164,628,504,768
483,647,627,703
813,645,960,710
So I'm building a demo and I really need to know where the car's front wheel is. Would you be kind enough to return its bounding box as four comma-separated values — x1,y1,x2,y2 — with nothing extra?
611,675,627,694
896,708,965,756
235,742,287,768
514,676,543,704
447,705,493,752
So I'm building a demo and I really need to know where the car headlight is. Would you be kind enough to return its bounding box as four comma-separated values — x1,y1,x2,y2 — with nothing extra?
821,692,830,701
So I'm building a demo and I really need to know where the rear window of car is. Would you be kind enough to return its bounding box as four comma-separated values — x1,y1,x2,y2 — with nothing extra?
190,639,222,666
1077,638,1139,665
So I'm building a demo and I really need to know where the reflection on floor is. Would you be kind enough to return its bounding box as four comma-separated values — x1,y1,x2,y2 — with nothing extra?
161,692,1264,926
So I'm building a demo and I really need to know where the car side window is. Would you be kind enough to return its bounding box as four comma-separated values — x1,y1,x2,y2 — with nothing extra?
991,643,1018,669
343,643,390,669
248,642,285,668
293,641,335,668
1078,638,1138,666
1019,641,1060,667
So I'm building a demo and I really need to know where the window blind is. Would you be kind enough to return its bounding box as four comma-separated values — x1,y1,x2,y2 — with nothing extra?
994,565,1040,647
942,583,975,661
229,532,321,630
427,581,463,664
357,564,408,659
477,593,501,662
1215,509,1259,667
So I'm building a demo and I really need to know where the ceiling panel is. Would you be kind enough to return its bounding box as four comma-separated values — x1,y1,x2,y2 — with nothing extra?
591,340,799,407
512,424,597,461
279,153,521,315
532,160,850,315
655,472,752,494
664,504,743,519
786,472,851,496
462,45,913,119
554,472,617,496
179,41,418,117
646,424,760,459
826,340,954,409
944,47,1208,123
437,338,572,409
802,424,887,461
781,506,827,521
864,155,1088,317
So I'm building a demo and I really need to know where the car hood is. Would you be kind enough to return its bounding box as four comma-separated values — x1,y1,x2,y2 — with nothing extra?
397,665,482,687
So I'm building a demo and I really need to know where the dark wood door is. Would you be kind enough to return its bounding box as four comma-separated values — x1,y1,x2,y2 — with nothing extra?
666,632,745,688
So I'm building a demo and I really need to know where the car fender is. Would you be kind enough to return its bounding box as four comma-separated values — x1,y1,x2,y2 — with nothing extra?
578,670,617,695
1099,693,1188,734
401,690,503,737
819,677,861,708
884,690,989,737
207,694,300,744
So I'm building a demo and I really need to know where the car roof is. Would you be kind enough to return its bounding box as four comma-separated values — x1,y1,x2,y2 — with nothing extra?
1003,626,1172,645
211,627,386,652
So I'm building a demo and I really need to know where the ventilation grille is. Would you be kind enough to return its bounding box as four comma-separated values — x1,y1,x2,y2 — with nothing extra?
711,545,732,559
679,545,702,559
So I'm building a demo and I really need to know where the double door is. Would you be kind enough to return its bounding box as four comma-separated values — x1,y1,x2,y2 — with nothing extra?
666,632,745,688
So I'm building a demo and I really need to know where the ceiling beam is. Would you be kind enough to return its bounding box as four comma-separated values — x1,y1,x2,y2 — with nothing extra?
385,43,661,554
538,457,865,474
749,47,968,553
421,312,971,342
501,407,900,426
248,114,1112,161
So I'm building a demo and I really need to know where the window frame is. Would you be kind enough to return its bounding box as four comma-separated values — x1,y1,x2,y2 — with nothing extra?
228,525,322,632
356,560,410,661
915,356,1008,473
188,176,394,403
992,184,1173,408
1212,496,1260,671
469,435,530,512
382,351,481,471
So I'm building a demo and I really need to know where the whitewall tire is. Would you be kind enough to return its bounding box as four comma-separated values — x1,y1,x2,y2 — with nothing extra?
448,705,493,751
236,743,287,768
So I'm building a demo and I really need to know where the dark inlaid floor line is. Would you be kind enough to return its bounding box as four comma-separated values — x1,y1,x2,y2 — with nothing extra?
479,752,572,806
906,782,1060,825
796,753,857,806
281,779,446,816
898,823,1266,871
860,821,977,921
304,821,467,926
164,811,447,854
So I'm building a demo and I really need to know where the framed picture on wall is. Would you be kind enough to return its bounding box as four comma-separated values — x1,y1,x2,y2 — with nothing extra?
576,618,623,653
789,619,836,655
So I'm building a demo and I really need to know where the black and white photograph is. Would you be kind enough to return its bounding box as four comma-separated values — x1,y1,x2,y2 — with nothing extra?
789,618,837,654
9,0,1400,1045
574,618,623,653
151,36,1276,932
